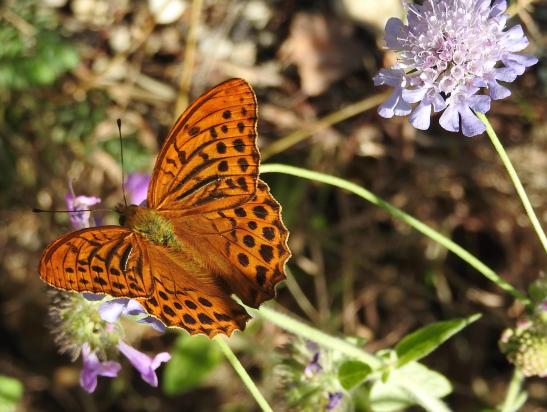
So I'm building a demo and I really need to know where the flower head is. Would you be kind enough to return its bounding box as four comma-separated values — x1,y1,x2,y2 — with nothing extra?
125,172,150,206
49,292,171,392
374,0,538,136
500,316,547,377
276,338,348,411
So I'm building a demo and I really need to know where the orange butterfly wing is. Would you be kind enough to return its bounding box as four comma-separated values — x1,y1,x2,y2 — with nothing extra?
147,78,259,214
134,242,250,337
39,226,153,297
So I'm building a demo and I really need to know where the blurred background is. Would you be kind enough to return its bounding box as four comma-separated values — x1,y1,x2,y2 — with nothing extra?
0,0,546,410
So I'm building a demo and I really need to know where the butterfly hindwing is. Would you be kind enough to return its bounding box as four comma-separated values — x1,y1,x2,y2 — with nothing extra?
39,226,153,298
148,78,259,213
166,180,290,308
135,242,250,337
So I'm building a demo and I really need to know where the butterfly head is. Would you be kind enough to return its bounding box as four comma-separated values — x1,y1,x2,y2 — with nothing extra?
115,203,139,228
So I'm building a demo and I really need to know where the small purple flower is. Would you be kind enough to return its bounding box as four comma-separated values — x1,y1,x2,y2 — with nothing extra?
374,0,538,136
125,173,150,206
99,298,166,332
326,392,344,410
65,181,101,229
117,340,171,387
304,352,322,377
80,343,121,393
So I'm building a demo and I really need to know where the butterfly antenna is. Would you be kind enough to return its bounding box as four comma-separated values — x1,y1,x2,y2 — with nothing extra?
117,119,128,208
32,208,111,213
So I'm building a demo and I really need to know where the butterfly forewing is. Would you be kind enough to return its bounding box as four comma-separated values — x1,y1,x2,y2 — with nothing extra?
147,78,259,213
39,227,153,298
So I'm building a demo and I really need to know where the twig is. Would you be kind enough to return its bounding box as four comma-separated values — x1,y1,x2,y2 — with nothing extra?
175,0,204,116
261,92,390,159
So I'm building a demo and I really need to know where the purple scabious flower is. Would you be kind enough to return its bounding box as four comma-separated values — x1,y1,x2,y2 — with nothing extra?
374,0,538,136
125,172,150,206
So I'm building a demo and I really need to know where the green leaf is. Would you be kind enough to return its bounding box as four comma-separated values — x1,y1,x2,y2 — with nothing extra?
395,313,481,367
162,334,223,395
369,362,452,412
0,375,23,412
338,360,372,390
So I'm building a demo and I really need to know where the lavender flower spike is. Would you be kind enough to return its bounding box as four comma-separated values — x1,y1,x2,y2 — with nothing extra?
374,0,538,137
118,340,171,387
80,343,121,393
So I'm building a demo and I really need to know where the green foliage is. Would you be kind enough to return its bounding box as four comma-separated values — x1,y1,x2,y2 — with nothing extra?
102,137,154,173
368,362,452,412
162,334,223,395
338,361,371,391
0,1,79,90
0,375,23,412
395,314,481,368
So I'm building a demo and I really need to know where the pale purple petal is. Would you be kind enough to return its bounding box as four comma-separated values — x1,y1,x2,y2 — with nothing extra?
459,106,486,137
378,87,411,118
439,104,460,133
65,193,101,229
137,316,166,332
99,299,129,323
82,292,105,301
409,101,432,130
80,344,121,393
327,392,344,410
468,95,491,114
402,87,428,104
99,298,146,323
118,340,171,387
384,17,406,50
502,25,529,52
489,0,507,17
304,352,322,377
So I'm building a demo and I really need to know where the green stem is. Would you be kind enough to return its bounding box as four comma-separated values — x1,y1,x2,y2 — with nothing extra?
260,163,529,304
478,113,547,254
500,369,526,412
250,304,381,369
215,337,273,412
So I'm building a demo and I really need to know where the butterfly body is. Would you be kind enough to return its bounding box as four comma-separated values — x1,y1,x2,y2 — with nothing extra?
118,204,181,250
39,79,290,337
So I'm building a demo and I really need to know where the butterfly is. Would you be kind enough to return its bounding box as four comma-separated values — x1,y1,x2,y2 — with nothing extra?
39,78,290,337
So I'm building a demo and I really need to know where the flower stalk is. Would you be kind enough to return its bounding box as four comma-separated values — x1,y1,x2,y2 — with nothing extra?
477,113,547,253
